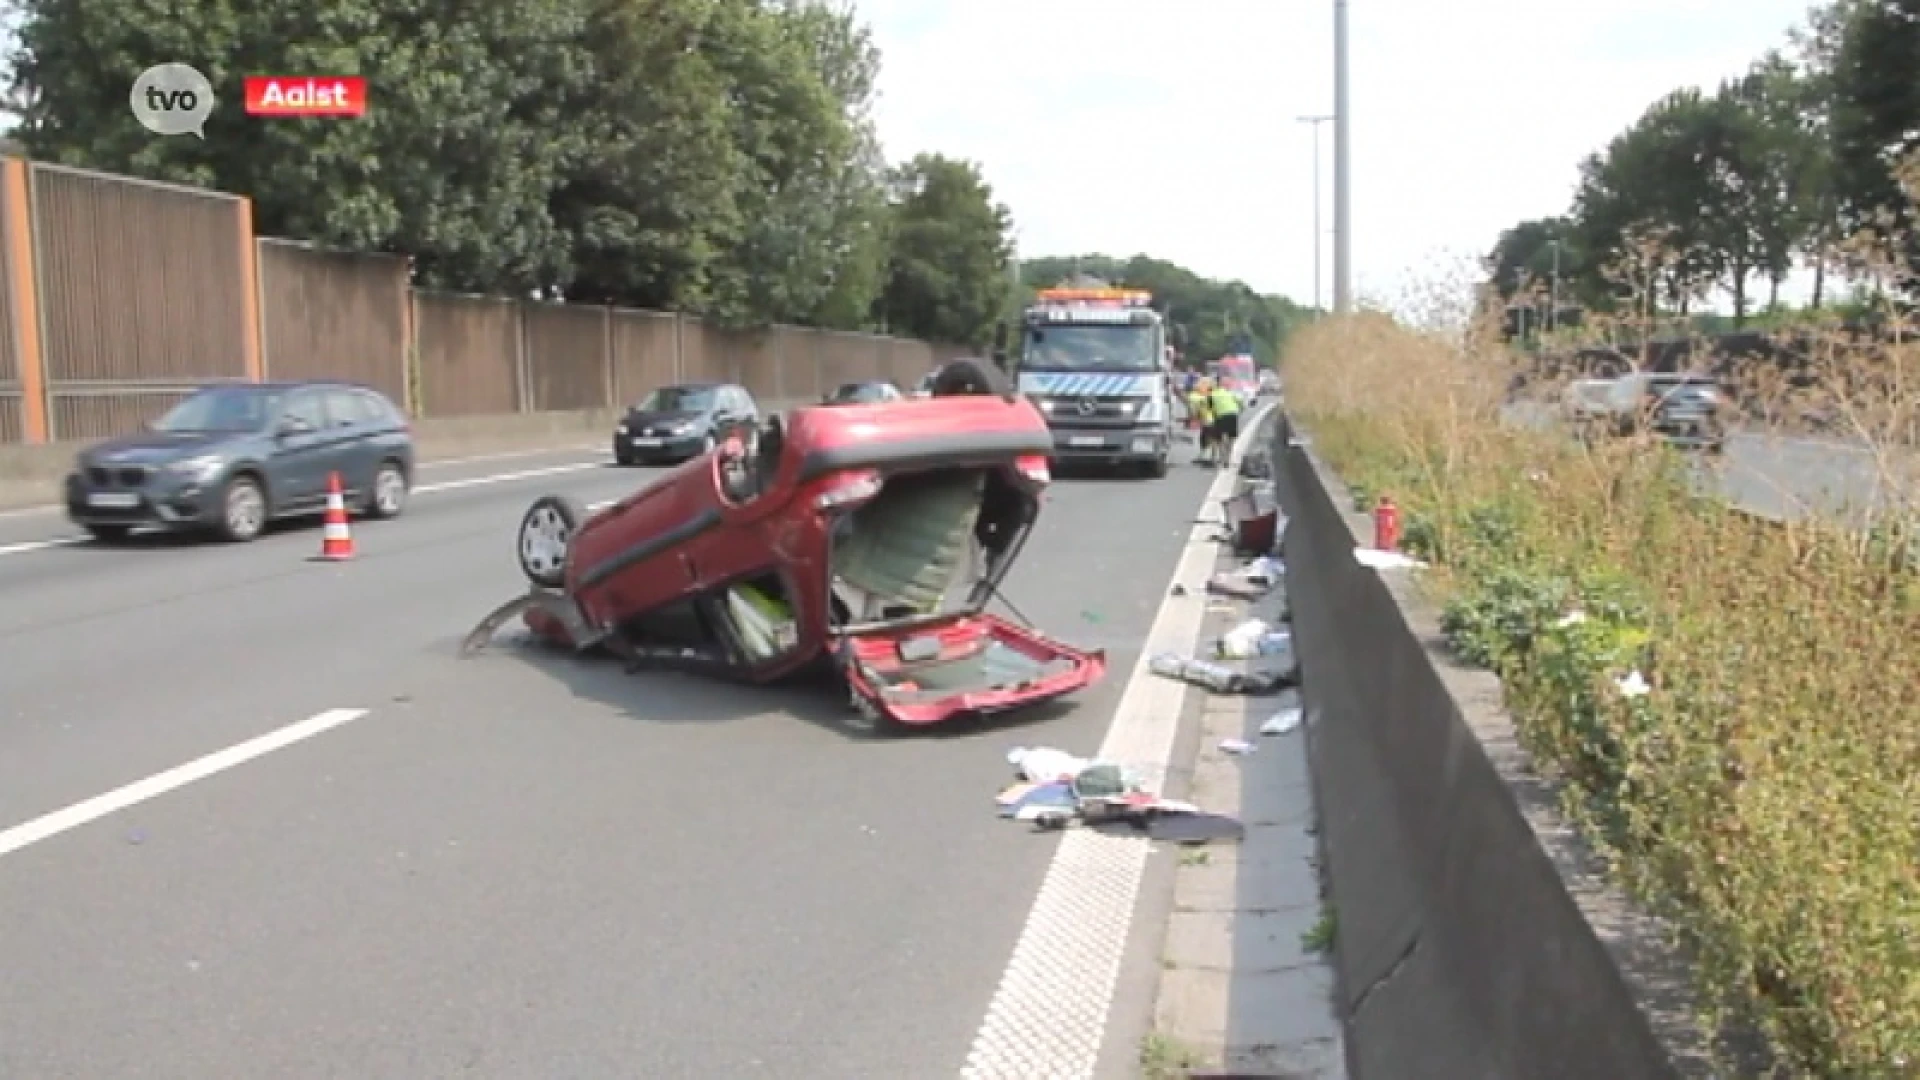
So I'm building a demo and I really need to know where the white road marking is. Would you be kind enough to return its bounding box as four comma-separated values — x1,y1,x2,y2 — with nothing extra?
0,708,369,859
0,458,614,559
961,402,1277,1080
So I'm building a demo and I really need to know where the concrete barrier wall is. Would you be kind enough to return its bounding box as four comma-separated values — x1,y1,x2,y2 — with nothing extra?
1268,412,1686,1080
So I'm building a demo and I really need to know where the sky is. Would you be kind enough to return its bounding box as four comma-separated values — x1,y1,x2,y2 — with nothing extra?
851,0,1821,310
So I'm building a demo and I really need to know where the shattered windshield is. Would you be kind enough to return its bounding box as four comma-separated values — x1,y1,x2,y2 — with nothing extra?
1021,325,1158,371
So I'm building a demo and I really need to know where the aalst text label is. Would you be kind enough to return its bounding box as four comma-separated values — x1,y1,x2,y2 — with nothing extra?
243,77,367,117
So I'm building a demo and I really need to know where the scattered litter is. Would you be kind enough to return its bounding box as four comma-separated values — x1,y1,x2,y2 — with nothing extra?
1170,584,1188,597
1354,546,1428,571
1207,554,1286,601
994,748,1223,838
1207,572,1270,600
1616,670,1651,698
1150,652,1241,692
1215,619,1292,660
1222,487,1283,555
1555,610,1588,628
1150,652,1297,695
1071,762,1131,799
1241,555,1284,584
1080,609,1103,623
1005,787,1076,820
1261,689,1304,735
1216,618,1270,659
1007,746,1086,784
1219,738,1256,755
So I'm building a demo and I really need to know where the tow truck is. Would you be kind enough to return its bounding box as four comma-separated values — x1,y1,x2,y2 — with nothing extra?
1009,285,1176,477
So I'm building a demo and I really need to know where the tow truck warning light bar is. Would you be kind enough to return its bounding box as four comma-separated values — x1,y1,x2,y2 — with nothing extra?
1033,287,1152,307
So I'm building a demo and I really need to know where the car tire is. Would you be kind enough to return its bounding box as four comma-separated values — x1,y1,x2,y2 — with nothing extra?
1146,452,1169,478
365,460,408,520
85,523,134,544
517,494,587,589
929,358,1013,400
615,451,635,467
216,474,268,543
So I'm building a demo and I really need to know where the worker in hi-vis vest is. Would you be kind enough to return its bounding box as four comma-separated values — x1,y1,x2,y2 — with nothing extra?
1205,381,1241,466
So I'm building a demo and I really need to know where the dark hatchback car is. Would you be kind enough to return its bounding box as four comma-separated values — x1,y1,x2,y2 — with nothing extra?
65,380,415,543
821,380,903,405
613,382,759,465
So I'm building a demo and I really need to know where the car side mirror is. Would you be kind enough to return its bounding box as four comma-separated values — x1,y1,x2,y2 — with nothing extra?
277,416,312,438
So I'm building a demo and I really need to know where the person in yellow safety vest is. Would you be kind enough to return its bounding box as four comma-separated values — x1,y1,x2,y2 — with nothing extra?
1187,379,1214,464
1206,381,1242,466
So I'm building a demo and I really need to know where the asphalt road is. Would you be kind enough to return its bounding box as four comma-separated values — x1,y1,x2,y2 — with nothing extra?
0,444,1221,1078
1501,402,1913,522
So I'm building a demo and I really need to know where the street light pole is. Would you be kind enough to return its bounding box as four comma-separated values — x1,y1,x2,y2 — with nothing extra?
1332,0,1352,313
1548,240,1560,332
1298,115,1332,312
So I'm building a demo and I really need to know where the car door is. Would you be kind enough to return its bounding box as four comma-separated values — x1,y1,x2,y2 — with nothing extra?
265,389,333,510
320,388,378,498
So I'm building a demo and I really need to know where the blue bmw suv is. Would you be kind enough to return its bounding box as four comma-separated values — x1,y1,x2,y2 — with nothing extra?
65,380,416,543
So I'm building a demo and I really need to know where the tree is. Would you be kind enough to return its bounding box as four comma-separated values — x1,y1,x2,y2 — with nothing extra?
2,0,937,329
872,154,1014,347
9,0,592,294
781,0,891,331
1827,0,1920,285
1569,90,1731,314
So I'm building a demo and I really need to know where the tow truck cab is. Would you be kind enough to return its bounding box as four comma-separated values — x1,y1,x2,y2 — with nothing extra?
1009,285,1175,478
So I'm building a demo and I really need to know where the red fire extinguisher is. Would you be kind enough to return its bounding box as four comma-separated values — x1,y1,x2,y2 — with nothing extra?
1374,496,1401,552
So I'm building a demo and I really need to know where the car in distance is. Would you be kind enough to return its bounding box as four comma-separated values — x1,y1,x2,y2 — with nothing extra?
614,382,760,466
65,380,415,544
1596,371,1728,451
821,380,904,406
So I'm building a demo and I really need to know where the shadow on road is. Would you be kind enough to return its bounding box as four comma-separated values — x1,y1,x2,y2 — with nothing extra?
466,627,1074,743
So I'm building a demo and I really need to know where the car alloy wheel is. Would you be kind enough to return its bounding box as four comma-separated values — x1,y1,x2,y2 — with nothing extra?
222,476,266,542
370,463,408,518
517,494,586,588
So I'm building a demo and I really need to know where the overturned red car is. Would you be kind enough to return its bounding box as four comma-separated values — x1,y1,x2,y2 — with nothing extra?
463,361,1108,731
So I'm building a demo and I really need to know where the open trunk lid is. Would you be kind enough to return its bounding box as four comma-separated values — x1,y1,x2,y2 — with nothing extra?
832,613,1106,727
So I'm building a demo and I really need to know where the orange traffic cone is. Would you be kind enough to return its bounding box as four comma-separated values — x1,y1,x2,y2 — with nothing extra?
317,471,355,560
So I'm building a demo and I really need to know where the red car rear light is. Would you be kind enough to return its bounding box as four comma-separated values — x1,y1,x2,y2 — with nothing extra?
815,470,883,510
1015,454,1050,486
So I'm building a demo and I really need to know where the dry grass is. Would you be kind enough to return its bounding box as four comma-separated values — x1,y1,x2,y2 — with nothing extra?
1283,297,1919,1072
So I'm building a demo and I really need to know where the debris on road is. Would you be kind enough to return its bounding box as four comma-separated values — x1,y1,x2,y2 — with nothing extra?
1149,652,1295,695
996,746,1226,837
1206,554,1285,603
1222,486,1284,555
1260,689,1304,736
1214,618,1291,660
1354,546,1427,571
1218,738,1256,755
